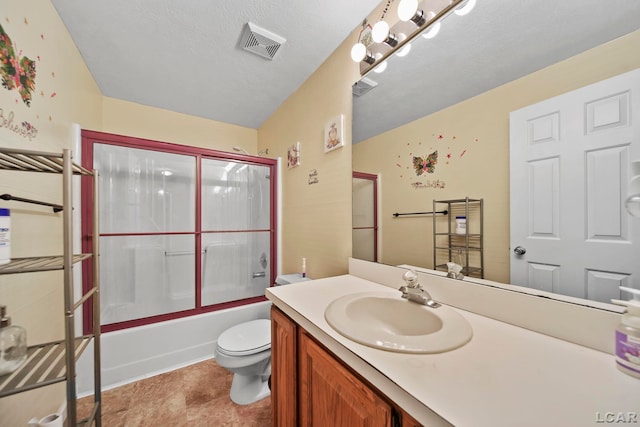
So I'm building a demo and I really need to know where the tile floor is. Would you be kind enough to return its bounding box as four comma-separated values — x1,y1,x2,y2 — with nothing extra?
77,358,271,426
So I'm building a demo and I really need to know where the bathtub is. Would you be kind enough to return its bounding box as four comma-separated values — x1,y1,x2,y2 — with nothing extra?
75,300,272,396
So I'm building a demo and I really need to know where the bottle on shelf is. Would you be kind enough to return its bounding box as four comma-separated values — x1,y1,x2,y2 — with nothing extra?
0,305,27,375
0,208,10,265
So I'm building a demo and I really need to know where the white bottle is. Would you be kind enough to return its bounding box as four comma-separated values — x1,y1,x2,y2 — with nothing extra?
612,287,640,379
301,257,307,278
0,208,10,265
455,216,467,235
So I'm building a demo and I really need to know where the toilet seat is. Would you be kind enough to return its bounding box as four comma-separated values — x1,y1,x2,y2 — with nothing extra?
217,319,271,356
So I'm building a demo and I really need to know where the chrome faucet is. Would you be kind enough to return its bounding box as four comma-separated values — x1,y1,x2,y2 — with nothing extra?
398,270,441,308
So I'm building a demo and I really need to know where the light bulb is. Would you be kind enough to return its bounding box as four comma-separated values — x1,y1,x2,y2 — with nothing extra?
398,0,419,21
421,12,440,39
373,53,387,74
396,33,411,57
397,43,411,57
371,21,390,43
455,0,476,16
350,43,367,62
373,62,387,73
422,21,441,39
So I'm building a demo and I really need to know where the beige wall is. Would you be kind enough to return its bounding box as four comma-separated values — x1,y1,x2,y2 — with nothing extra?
8,0,635,422
256,1,390,280
353,30,640,283
0,0,103,423
0,1,258,423
257,40,357,279
101,97,257,152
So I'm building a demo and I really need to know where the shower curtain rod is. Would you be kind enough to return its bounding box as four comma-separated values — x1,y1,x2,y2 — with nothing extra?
392,209,448,217
0,193,63,212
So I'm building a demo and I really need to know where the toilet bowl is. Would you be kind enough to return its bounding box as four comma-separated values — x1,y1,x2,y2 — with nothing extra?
215,318,272,405
215,274,312,405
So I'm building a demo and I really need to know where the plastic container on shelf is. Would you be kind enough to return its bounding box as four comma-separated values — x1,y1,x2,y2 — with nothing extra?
455,216,467,235
0,305,27,375
0,208,10,265
612,286,640,379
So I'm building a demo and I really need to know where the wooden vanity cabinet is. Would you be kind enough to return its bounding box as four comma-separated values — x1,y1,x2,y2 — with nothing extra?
270,306,422,427
298,328,393,426
271,304,298,427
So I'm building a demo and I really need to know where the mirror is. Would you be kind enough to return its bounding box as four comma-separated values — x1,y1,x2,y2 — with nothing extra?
352,0,640,309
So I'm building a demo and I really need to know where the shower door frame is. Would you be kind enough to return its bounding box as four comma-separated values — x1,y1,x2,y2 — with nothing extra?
80,130,277,334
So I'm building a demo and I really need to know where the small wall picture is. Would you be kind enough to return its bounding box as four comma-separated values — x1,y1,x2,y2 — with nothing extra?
287,141,301,168
324,114,344,153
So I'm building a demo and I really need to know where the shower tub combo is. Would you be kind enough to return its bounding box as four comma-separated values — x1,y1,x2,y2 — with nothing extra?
77,133,276,394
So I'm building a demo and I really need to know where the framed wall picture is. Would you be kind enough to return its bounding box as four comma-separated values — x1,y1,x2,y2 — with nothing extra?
287,141,301,168
324,114,344,153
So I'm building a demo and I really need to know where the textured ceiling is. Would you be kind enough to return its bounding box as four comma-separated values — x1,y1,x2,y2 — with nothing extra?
353,0,640,143
50,0,381,129
50,0,640,137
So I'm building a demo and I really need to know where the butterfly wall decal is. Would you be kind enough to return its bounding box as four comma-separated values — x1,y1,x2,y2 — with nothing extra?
0,23,37,107
413,150,438,176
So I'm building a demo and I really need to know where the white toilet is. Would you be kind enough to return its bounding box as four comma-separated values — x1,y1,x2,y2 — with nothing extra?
215,319,272,405
215,274,311,405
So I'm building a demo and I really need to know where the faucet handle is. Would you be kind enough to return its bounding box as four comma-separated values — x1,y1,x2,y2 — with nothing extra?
402,270,420,288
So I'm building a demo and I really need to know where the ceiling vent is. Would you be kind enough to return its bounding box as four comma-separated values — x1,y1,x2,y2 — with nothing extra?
352,77,378,97
240,22,286,60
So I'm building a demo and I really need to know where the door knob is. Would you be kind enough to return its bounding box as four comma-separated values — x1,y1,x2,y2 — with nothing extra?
513,246,526,256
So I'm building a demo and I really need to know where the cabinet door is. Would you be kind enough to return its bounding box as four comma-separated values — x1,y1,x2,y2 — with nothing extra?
298,330,392,427
270,306,298,427
401,409,423,427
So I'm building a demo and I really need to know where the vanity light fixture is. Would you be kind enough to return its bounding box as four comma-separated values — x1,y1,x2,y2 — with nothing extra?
372,53,388,73
371,21,389,43
422,22,441,39
397,0,427,26
372,59,388,74
351,0,468,72
454,0,477,16
350,43,376,64
421,12,441,39
396,33,412,57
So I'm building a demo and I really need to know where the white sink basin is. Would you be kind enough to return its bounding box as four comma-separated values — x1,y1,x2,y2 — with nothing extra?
324,291,473,354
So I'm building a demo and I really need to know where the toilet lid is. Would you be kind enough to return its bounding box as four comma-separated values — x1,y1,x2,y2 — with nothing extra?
217,319,271,356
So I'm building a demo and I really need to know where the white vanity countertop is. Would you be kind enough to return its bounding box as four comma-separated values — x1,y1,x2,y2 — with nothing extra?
266,274,640,427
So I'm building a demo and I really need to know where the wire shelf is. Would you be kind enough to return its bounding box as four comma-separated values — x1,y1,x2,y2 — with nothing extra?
0,336,92,398
0,254,92,275
0,148,92,175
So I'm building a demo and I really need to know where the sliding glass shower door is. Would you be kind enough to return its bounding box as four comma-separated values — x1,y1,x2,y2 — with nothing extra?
201,159,271,306
95,144,197,325
83,131,276,332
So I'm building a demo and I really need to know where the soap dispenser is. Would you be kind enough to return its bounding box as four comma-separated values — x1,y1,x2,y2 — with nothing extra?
0,305,27,375
612,287,640,379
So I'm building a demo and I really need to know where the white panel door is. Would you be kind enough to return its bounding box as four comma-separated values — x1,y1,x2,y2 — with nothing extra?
510,69,640,302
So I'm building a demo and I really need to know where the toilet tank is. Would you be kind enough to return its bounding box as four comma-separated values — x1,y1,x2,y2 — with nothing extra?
274,274,312,286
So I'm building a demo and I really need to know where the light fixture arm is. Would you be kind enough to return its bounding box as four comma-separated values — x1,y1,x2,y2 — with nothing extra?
407,9,427,26
382,32,399,48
